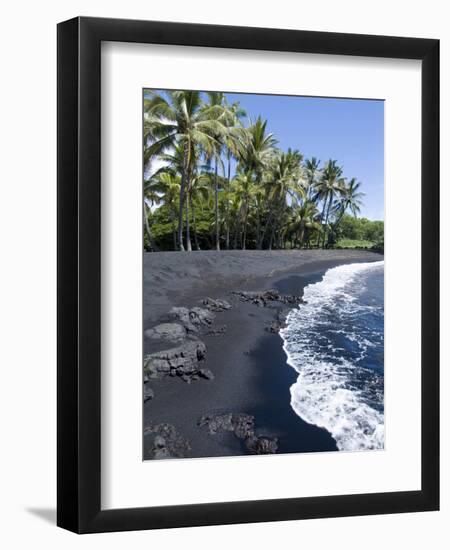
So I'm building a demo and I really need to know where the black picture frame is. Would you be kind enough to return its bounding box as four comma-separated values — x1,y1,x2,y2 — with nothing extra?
57,16,439,533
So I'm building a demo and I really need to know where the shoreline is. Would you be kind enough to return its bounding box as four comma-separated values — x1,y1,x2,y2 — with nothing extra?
143,250,383,459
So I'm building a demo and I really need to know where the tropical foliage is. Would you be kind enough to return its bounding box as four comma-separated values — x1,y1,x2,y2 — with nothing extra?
144,90,383,252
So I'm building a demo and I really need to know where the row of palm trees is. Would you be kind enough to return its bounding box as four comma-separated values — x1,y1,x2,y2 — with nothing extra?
143,90,364,252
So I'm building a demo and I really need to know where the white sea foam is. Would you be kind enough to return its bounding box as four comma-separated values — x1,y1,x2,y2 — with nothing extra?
280,261,384,451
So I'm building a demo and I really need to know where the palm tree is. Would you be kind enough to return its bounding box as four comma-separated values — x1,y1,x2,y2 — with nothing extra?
188,171,210,250
238,116,277,175
143,90,370,253
144,90,226,251
313,159,345,248
222,100,247,249
328,177,365,245
237,117,277,248
203,93,249,250
303,157,321,200
158,142,205,250
263,148,304,249
336,177,365,218
203,92,227,250
285,200,319,248
233,172,258,250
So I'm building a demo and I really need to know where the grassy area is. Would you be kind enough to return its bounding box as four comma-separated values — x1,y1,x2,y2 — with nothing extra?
336,238,375,249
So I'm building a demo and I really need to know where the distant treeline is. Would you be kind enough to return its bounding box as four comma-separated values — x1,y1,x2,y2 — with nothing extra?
143,90,383,253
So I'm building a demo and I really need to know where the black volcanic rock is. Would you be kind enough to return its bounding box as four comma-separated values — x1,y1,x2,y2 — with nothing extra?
143,339,212,383
144,423,190,459
202,298,232,312
246,435,278,454
232,289,303,307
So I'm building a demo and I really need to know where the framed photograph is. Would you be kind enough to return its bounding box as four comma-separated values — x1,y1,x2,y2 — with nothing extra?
57,17,439,533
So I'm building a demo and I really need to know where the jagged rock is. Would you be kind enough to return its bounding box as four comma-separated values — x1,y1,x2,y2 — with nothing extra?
143,340,212,383
198,413,255,440
168,306,215,333
189,307,215,328
144,423,190,459
144,322,187,342
144,340,206,374
144,385,154,402
207,324,227,336
246,436,278,454
232,289,303,307
202,298,232,312
168,307,198,333
199,413,279,455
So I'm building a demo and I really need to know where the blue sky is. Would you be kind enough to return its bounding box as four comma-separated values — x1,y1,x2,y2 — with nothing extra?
226,92,384,220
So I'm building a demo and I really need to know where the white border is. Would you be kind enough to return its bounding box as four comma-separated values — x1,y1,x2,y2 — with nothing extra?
101,42,422,509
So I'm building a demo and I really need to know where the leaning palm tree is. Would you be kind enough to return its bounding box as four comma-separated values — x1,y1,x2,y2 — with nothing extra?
144,90,226,251
313,159,345,248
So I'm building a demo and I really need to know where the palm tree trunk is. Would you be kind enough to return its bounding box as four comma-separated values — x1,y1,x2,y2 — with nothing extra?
185,191,192,252
268,225,275,250
177,148,189,251
242,202,248,250
170,209,177,250
299,226,305,248
330,207,346,246
214,159,220,250
268,200,282,250
317,195,327,248
254,197,263,250
143,202,158,252
322,193,334,249
191,195,201,250
177,187,186,250
233,221,239,249
260,208,275,249
225,154,231,249
172,226,177,250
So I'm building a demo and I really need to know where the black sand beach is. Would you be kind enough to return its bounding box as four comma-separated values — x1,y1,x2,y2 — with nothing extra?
143,250,382,460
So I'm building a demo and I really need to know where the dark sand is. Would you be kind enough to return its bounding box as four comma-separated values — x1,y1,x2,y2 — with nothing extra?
143,250,382,459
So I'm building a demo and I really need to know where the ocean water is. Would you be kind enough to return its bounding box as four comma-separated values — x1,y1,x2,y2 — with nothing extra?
279,261,384,452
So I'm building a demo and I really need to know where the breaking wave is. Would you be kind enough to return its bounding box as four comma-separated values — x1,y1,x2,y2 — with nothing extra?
279,261,384,451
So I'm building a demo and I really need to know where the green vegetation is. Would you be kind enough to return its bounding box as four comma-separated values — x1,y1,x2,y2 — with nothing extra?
144,90,383,252
337,239,376,249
